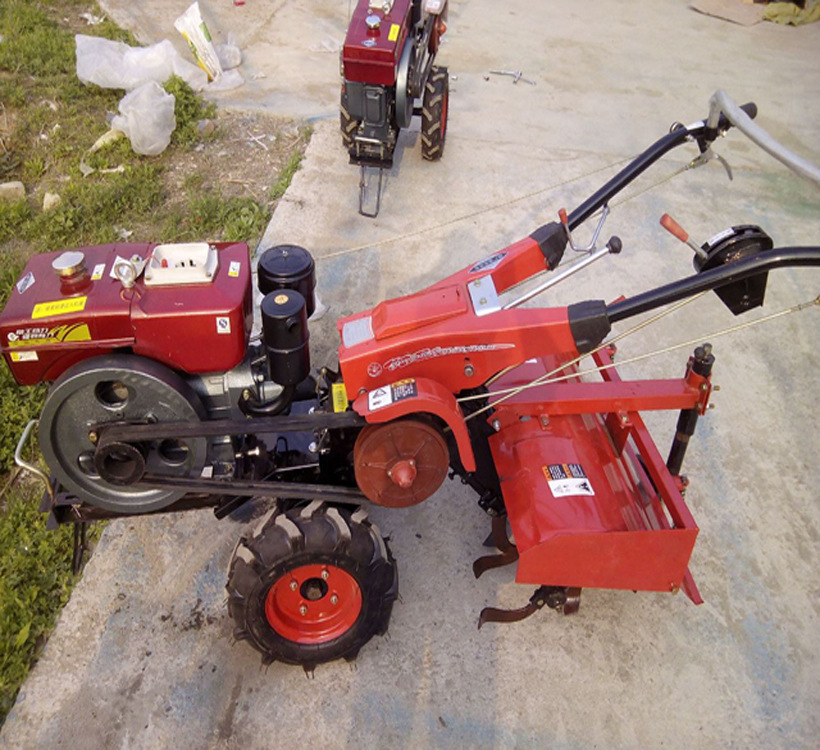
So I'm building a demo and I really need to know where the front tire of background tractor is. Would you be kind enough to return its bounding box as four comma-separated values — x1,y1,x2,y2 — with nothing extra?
340,88,361,150
226,502,398,670
421,65,449,161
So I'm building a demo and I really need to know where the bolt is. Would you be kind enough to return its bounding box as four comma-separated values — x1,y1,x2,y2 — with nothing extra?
491,419,501,432
464,364,475,377
308,406,316,414
713,385,721,391
619,413,628,424
700,383,709,392
539,414,549,427
290,580,298,591
242,389,251,400
409,459,415,466
300,605,308,615
708,403,716,410
330,595,338,605
479,298,487,305
308,441,318,453
387,469,393,478
321,569,329,580
88,431,98,444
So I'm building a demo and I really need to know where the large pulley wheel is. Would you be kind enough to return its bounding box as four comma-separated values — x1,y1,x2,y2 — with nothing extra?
226,502,398,669
353,418,449,507
394,39,415,130
421,65,448,161
38,355,207,513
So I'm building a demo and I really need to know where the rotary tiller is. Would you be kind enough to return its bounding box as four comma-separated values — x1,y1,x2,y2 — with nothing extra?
2,95,819,670
341,0,449,216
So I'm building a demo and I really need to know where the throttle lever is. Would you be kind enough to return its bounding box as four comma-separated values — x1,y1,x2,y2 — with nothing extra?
559,204,610,253
660,214,709,260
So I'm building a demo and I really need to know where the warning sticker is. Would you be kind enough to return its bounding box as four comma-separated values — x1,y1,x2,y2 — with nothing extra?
367,379,418,411
331,382,349,413
91,263,106,281
10,351,38,362
228,261,241,278
216,316,231,334
388,23,400,42
31,296,87,320
543,463,595,498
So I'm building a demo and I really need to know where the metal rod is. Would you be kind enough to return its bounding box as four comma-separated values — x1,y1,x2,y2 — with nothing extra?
14,420,53,500
503,245,611,309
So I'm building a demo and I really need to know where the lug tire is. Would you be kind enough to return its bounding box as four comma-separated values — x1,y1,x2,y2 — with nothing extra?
421,65,449,161
226,502,398,670
340,89,361,149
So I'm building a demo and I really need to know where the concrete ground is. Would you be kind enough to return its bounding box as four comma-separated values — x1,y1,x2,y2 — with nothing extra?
3,1,820,748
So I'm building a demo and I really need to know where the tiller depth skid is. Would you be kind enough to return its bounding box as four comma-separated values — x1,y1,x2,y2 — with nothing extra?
2,94,819,670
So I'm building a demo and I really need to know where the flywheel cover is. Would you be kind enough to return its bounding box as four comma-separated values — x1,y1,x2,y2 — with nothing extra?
38,355,207,513
353,418,449,507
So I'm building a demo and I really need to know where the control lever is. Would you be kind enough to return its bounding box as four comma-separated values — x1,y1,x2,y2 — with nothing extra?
688,145,733,181
660,214,709,260
559,204,610,253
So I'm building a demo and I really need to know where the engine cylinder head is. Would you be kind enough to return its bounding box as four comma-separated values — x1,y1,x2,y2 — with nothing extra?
257,245,317,318
261,289,310,386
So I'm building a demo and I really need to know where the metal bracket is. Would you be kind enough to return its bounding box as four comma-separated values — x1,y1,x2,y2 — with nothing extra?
359,165,384,218
14,419,53,500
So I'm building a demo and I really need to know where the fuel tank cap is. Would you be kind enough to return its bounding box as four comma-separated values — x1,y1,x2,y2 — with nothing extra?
51,250,86,278
365,14,381,30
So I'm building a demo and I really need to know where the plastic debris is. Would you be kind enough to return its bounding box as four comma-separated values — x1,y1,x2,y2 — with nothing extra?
110,82,176,156
75,35,207,91
174,2,223,81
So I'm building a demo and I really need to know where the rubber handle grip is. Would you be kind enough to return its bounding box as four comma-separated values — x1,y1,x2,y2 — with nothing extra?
716,101,757,132
660,213,689,243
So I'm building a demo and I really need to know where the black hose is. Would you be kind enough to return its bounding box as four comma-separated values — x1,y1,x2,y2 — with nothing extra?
239,385,296,417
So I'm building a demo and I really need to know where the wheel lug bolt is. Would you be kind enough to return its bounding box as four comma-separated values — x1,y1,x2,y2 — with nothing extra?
330,595,338,605
289,580,298,591
299,605,308,615
321,570,329,580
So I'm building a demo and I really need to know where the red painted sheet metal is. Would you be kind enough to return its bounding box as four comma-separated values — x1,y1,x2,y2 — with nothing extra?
342,0,412,85
490,354,700,595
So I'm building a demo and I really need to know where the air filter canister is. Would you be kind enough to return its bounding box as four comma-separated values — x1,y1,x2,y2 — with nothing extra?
261,289,310,386
257,245,316,318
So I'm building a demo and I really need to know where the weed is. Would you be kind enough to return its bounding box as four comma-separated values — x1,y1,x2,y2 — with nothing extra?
0,202,33,246
269,150,303,201
163,76,217,148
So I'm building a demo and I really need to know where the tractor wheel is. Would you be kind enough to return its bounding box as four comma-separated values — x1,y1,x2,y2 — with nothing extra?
226,501,398,670
421,66,449,161
340,88,360,150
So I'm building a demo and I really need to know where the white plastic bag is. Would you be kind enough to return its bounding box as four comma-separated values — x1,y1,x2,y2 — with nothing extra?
174,2,223,81
110,82,176,156
75,35,207,91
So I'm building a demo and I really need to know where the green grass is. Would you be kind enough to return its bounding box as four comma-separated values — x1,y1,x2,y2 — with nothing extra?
0,483,78,721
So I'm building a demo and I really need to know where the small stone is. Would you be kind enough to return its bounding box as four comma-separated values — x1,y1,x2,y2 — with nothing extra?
197,119,216,137
0,181,25,202
43,192,62,211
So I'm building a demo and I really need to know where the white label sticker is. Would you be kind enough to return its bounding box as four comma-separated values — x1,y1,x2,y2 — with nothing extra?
548,478,595,498
367,386,393,411
200,465,214,478
16,272,35,295
216,316,231,334
10,351,39,362
228,261,241,278
91,263,106,280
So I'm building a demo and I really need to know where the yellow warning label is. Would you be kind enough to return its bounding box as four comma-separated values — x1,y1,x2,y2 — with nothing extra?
31,296,87,320
331,382,349,413
388,23,400,42
8,323,91,347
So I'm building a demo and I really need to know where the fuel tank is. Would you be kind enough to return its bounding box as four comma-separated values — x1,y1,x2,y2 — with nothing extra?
0,242,252,385
342,0,412,85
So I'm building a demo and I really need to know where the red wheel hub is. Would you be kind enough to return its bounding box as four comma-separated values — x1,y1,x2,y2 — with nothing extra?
265,564,362,644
